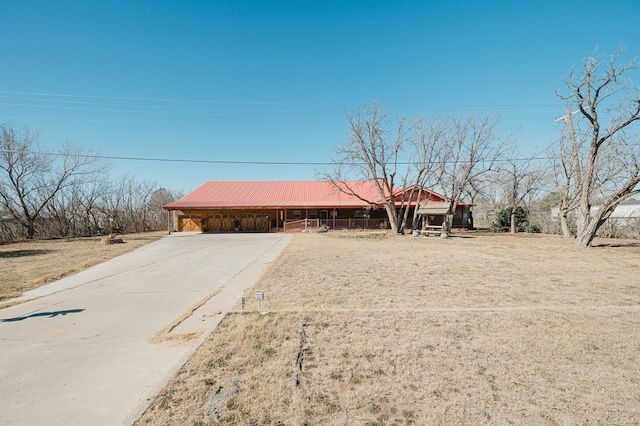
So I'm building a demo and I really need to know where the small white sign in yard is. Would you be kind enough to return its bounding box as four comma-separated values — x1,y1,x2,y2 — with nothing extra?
254,291,264,309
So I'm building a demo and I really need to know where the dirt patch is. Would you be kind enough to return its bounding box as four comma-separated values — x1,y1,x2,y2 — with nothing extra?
148,287,224,345
135,232,640,425
0,231,166,302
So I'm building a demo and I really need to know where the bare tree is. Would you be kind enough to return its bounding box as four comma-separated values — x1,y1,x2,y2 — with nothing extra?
131,180,158,232
99,176,142,232
98,176,128,233
97,176,174,233
0,124,101,239
403,115,446,232
75,176,110,235
323,102,409,232
498,150,546,233
147,187,177,230
551,118,617,238
324,106,504,234
552,124,583,237
42,171,110,237
45,179,76,237
557,49,640,247
436,112,504,231
463,175,501,229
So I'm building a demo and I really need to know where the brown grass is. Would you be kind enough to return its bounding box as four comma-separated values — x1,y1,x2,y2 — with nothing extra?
0,231,166,301
130,232,640,424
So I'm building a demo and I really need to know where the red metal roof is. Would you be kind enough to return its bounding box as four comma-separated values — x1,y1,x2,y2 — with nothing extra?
163,181,462,210
163,181,383,210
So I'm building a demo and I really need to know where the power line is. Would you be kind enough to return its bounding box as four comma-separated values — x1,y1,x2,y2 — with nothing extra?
0,90,563,135
68,153,337,166
0,90,559,111
0,101,303,118
0,148,558,166
0,149,334,165
0,90,338,107
0,96,327,114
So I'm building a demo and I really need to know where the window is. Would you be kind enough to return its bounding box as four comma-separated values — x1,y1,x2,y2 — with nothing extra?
309,210,317,219
293,210,302,219
354,210,366,218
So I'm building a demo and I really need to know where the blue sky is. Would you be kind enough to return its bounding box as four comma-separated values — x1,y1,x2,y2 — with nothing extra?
1,0,639,193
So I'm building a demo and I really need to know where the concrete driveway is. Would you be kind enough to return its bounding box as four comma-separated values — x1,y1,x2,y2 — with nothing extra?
0,232,291,425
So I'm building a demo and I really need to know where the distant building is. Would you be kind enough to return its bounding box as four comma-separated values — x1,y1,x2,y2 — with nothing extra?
607,204,640,222
551,204,640,222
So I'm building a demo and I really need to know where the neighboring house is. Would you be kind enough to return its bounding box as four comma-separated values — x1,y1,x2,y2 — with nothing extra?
162,181,472,233
551,204,640,222
606,204,640,222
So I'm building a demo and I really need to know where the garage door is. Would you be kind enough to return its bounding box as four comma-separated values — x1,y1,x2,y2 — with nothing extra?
178,215,202,232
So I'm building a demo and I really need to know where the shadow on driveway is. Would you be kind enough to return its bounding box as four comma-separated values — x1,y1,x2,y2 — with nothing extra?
2,309,85,323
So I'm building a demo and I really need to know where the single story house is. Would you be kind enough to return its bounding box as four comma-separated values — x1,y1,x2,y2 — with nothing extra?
163,181,472,233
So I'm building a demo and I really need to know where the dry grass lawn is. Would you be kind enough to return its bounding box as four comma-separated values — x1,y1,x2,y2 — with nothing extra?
136,232,640,425
0,231,166,302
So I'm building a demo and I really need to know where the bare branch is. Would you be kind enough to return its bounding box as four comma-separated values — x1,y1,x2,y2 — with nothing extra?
556,48,640,246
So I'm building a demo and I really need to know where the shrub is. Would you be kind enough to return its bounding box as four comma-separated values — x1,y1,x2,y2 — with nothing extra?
491,206,528,232
525,224,541,233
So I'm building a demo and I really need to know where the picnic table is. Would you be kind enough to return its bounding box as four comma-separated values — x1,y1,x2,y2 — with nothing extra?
421,225,443,237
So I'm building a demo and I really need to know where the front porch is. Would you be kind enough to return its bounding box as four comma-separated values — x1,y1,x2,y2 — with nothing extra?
170,206,471,234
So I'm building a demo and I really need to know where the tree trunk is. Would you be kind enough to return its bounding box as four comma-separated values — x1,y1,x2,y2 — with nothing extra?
443,199,459,233
575,203,591,244
400,186,421,234
397,207,405,233
384,202,399,232
575,219,599,247
575,203,616,247
441,214,452,236
26,221,36,240
411,189,427,232
510,210,516,233
559,210,572,238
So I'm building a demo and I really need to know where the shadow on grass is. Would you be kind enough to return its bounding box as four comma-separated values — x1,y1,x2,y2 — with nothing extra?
0,249,53,258
593,241,640,248
1,309,85,322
